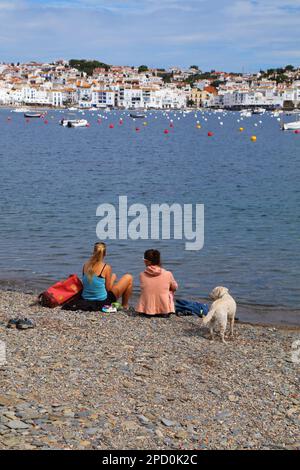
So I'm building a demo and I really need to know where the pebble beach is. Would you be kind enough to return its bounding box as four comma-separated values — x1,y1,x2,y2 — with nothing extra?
0,289,299,450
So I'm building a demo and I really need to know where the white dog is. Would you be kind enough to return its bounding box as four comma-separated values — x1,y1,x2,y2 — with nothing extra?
201,286,236,343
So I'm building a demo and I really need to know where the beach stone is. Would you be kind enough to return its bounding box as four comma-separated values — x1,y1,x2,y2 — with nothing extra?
85,428,100,435
175,430,189,440
123,421,138,431
6,419,30,430
155,429,164,438
138,415,150,425
161,418,176,427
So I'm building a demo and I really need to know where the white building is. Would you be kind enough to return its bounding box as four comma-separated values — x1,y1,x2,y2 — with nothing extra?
91,89,115,108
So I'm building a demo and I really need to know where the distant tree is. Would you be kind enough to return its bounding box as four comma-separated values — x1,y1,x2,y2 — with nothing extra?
138,65,149,73
275,74,289,83
187,99,195,107
190,65,199,70
69,59,110,75
211,80,222,88
285,64,294,71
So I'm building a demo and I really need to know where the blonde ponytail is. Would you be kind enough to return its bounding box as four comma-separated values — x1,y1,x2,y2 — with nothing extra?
86,242,106,283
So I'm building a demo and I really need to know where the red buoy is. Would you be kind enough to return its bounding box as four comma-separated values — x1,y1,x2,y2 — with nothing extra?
208,131,214,137
164,129,169,134
109,124,114,129
294,130,300,134
44,120,48,124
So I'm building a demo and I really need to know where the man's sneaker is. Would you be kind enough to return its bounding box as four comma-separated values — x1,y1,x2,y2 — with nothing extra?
7,318,21,329
16,318,35,330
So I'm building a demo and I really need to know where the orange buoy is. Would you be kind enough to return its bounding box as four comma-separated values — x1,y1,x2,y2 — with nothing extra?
251,135,257,142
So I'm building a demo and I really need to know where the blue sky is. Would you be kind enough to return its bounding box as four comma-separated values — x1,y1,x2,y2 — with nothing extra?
0,0,300,71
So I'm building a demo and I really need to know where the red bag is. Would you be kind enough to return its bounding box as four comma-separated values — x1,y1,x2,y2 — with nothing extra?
39,274,83,308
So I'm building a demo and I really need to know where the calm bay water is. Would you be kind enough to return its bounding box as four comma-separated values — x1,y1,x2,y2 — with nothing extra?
0,108,299,324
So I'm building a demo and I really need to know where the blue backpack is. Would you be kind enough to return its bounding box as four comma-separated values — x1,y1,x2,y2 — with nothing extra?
175,299,209,317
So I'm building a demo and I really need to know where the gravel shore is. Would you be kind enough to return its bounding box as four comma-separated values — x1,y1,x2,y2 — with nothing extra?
0,289,299,450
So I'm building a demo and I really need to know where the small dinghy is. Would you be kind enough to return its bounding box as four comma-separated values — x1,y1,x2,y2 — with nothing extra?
282,120,300,131
60,119,89,128
24,112,42,118
130,113,146,119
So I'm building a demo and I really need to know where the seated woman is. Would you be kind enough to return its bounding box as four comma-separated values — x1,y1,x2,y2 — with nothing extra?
64,242,133,311
135,249,178,317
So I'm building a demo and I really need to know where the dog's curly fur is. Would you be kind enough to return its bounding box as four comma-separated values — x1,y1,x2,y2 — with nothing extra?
201,286,236,343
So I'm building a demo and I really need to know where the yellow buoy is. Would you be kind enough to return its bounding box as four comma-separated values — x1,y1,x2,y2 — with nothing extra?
239,127,244,132
251,135,257,142
196,124,201,129
143,122,147,126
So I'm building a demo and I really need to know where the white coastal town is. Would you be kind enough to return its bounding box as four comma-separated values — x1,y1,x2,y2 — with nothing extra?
0,60,300,110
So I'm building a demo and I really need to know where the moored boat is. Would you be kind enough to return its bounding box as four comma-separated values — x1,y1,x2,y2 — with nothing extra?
240,110,252,117
253,107,266,114
130,112,146,118
60,119,89,128
24,112,42,118
282,120,300,131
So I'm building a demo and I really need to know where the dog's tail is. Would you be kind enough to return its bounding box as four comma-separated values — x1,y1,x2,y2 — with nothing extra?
201,308,215,325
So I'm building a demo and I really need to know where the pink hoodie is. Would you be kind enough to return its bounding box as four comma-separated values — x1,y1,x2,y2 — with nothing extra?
136,266,178,315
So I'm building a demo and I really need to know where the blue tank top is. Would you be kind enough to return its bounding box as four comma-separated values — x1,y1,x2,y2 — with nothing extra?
82,265,107,301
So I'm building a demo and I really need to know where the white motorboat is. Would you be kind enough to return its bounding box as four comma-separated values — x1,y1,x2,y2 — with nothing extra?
60,119,89,128
240,110,252,117
282,120,300,131
68,107,78,111
253,107,266,114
